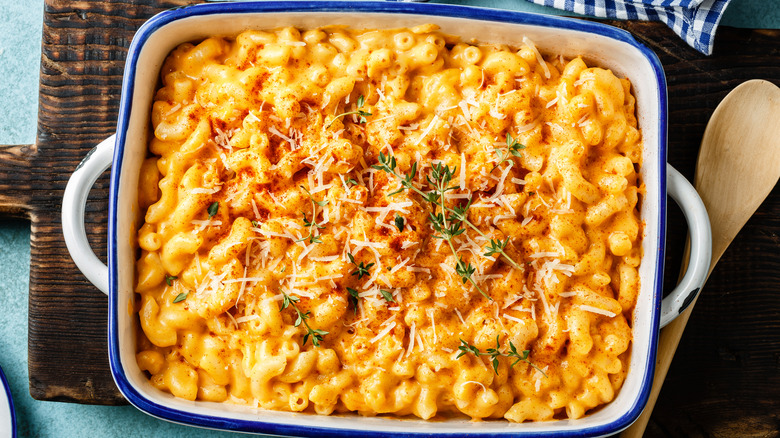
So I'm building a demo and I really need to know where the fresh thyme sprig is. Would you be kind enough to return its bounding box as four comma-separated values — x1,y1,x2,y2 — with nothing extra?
301,185,329,207
457,336,546,376
372,153,523,281
372,156,488,298
426,163,490,299
296,211,324,244
347,252,374,280
280,291,329,347
327,94,372,127
491,132,526,171
296,186,328,244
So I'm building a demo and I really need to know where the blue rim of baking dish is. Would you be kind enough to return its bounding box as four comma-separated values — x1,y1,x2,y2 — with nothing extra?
0,364,17,438
108,2,668,437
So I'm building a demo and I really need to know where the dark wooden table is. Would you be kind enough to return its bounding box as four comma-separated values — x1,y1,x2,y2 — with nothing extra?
0,1,777,436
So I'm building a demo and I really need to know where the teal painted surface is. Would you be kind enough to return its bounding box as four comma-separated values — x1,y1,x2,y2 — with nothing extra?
0,0,776,436
721,0,780,28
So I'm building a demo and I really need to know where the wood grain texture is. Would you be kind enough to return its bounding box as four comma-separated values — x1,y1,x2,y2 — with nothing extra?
5,0,778,433
28,0,196,405
0,144,34,219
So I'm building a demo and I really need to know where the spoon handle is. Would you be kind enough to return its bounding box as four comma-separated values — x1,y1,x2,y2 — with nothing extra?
621,249,697,437
622,79,780,438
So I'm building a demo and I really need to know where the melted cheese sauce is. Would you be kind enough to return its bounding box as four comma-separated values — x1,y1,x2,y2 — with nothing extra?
134,24,644,422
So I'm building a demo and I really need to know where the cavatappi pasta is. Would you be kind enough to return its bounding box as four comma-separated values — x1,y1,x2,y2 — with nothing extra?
134,24,644,422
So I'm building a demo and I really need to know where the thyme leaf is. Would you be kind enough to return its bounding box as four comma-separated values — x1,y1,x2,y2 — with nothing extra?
394,214,405,232
484,238,510,258
347,287,360,314
380,289,396,303
207,202,219,218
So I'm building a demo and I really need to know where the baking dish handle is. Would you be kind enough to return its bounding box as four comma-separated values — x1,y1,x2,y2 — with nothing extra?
61,135,115,295
660,164,711,328
60,141,711,314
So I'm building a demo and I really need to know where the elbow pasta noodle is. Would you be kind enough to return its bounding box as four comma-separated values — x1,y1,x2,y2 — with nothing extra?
135,25,644,422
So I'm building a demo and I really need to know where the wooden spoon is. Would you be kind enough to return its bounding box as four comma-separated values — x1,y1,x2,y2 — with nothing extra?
622,79,780,437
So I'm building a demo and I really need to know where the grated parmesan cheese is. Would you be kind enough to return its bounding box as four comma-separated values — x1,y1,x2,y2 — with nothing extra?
235,314,260,324
350,239,386,249
460,152,467,190
268,126,297,149
523,36,550,79
406,322,416,358
454,308,466,325
415,115,439,146
578,305,616,318
191,219,222,232
191,186,222,195
487,162,513,202
370,321,397,344
503,313,524,324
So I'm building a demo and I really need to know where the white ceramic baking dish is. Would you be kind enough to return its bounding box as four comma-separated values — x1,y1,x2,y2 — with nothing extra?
61,2,712,437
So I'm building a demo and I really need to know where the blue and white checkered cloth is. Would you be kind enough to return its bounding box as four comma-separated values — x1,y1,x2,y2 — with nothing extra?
525,0,732,55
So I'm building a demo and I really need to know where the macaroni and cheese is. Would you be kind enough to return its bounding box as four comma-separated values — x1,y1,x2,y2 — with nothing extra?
134,24,644,422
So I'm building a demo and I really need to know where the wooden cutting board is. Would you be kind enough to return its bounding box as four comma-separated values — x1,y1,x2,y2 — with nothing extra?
0,1,777,435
